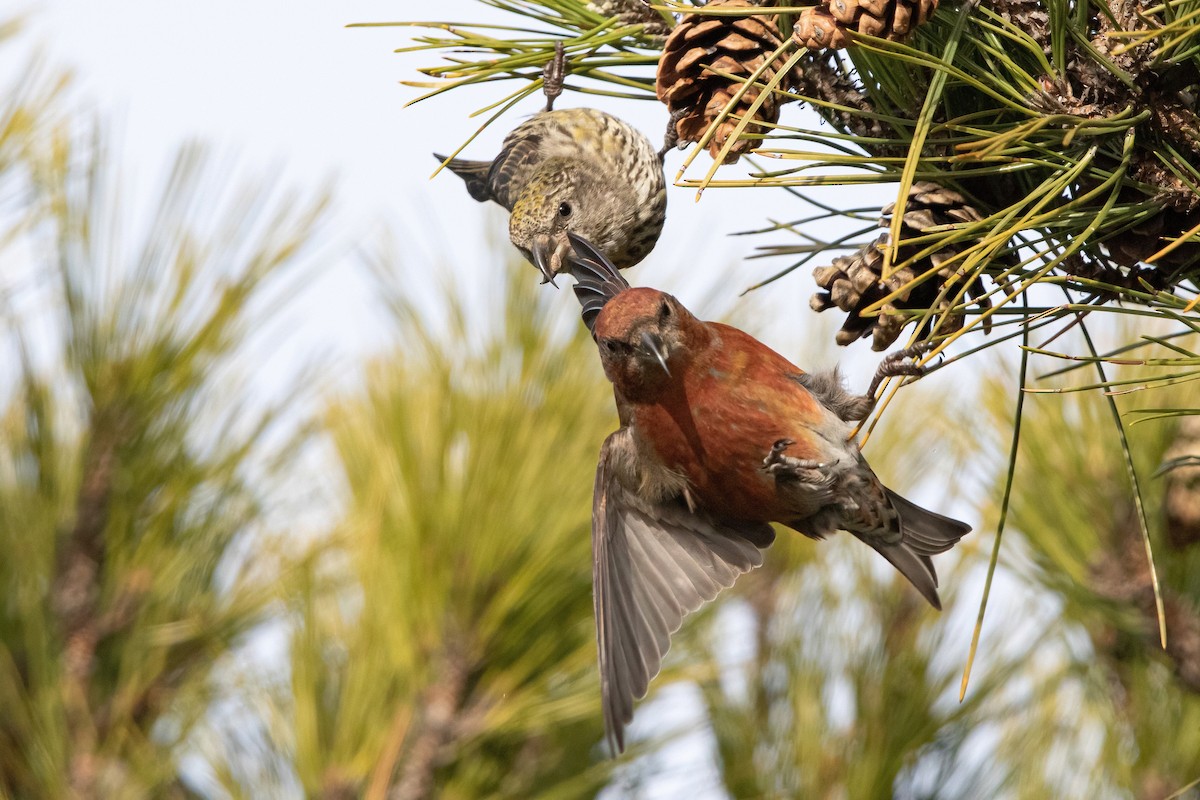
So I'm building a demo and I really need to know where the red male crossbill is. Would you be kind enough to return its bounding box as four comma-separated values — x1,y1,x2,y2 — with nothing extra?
563,234,971,753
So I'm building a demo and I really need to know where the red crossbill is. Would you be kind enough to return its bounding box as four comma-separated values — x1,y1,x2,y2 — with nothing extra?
564,234,971,753
437,44,665,283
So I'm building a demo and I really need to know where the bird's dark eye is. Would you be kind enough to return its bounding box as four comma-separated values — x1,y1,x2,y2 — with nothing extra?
659,300,672,319
558,202,572,218
603,339,630,355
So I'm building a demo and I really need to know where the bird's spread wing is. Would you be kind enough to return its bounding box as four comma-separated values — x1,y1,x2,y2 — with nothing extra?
564,232,630,335
593,429,774,753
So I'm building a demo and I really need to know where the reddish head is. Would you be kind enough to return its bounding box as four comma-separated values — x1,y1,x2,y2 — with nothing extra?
592,287,710,402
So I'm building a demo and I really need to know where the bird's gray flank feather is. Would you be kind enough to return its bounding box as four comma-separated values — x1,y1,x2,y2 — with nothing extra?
792,368,874,422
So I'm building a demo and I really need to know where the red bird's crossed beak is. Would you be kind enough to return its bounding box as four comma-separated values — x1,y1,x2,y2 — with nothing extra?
640,331,670,376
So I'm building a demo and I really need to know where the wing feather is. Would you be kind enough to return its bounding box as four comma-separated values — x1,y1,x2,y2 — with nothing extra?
593,429,775,753
486,132,545,209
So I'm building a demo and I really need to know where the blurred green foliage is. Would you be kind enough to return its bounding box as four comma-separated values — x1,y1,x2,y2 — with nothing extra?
0,27,331,796
979,355,1200,799
2,12,1200,800
257,267,624,799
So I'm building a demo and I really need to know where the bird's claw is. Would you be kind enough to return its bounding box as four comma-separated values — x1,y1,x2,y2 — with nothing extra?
658,107,689,161
865,341,939,401
762,439,828,478
543,41,566,112
768,439,794,458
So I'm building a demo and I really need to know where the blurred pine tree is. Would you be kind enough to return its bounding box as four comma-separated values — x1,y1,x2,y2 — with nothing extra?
0,28,334,795
977,356,1200,800
222,258,630,799
4,6,1200,800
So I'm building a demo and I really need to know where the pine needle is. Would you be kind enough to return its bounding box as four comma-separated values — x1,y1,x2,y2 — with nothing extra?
883,0,980,279
960,297,1030,702
1079,321,1169,648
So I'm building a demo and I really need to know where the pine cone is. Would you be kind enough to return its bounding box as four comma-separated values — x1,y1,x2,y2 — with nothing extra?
656,0,789,163
794,0,938,51
589,0,673,39
1105,172,1200,274
810,182,992,350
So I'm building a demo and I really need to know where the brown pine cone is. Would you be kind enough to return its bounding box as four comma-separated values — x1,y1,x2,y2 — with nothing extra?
794,0,939,51
794,6,848,50
589,0,673,40
656,0,789,163
811,181,992,350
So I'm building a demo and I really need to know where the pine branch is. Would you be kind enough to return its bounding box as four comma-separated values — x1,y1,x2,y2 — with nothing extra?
51,405,129,797
788,50,898,147
392,0,1198,364
1091,524,1200,693
388,643,470,800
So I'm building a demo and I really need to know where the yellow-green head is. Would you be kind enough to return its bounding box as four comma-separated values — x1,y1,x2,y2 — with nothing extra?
509,157,665,284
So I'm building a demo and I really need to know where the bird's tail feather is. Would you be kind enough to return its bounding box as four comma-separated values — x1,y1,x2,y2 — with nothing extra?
864,489,971,610
432,153,491,202
866,538,942,609
886,488,971,557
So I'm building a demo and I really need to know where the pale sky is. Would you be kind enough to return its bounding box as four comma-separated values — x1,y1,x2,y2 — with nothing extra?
22,0,895,374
